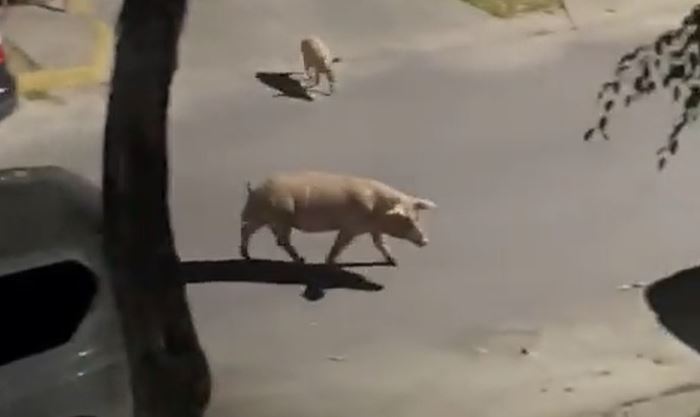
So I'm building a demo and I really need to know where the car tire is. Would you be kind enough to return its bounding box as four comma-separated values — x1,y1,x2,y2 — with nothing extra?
0,91,17,122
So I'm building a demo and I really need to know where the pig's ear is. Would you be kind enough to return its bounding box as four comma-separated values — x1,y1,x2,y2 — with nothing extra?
386,202,408,217
413,198,437,211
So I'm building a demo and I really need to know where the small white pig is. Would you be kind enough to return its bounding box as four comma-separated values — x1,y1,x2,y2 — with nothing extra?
240,171,436,265
300,37,342,95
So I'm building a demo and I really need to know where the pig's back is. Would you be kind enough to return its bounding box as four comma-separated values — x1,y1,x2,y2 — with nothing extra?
265,171,399,232
301,37,331,68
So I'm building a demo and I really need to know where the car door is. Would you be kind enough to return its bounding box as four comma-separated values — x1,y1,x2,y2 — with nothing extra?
0,258,131,417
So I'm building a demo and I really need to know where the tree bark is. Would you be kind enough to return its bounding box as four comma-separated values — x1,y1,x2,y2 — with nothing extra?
102,1,211,417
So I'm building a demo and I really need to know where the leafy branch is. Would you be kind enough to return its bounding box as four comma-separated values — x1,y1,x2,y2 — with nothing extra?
584,4,700,170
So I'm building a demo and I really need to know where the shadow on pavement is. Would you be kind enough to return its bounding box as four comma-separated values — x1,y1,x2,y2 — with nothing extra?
254,71,314,102
181,258,385,301
645,265,700,353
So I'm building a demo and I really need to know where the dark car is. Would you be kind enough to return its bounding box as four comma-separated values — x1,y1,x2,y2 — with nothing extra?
0,33,18,122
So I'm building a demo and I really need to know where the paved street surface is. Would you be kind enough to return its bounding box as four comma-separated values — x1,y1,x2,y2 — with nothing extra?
3,1,700,416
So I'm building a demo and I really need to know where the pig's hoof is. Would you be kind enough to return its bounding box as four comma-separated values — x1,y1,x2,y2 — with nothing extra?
296,257,306,264
386,258,398,267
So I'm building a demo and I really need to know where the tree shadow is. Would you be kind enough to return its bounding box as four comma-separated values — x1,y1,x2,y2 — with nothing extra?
645,265,700,354
181,258,386,301
254,72,314,102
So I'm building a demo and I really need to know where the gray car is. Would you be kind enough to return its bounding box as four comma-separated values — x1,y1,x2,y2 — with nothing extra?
0,166,131,417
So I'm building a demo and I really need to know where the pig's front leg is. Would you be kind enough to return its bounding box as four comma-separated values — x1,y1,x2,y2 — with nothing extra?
372,232,397,266
303,67,318,89
326,71,335,95
325,230,358,264
270,224,305,263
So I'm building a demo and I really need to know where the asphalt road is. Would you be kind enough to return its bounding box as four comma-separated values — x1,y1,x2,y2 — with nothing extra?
176,27,700,417
3,4,700,416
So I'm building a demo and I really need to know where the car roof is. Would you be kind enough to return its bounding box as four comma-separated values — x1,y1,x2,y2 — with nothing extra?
0,166,102,271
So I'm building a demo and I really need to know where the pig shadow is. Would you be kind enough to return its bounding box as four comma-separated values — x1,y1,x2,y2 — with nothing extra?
181,258,385,301
254,72,314,102
645,265,700,354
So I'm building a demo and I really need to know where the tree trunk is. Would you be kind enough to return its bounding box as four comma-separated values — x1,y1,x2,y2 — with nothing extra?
102,1,211,417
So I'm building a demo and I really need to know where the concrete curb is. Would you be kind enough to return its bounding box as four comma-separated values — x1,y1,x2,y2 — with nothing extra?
10,5,112,95
459,0,700,53
565,0,698,26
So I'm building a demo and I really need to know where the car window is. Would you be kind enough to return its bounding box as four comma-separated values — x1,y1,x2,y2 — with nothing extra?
0,261,98,367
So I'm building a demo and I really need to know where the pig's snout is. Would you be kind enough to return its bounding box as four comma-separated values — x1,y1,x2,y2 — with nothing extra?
405,227,429,247
411,235,428,247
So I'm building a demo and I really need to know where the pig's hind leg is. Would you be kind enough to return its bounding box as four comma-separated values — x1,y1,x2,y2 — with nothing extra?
240,220,264,260
270,224,306,263
372,232,397,266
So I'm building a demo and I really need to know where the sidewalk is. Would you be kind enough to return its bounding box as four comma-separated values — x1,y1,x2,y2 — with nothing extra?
3,6,94,71
581,386,700,417
616,390,700,417
435,0,700,52
564,0,699,28
2,4,111,96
